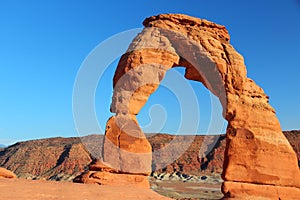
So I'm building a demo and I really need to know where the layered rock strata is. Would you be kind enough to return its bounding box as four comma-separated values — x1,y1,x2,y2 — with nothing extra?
78,14,300,198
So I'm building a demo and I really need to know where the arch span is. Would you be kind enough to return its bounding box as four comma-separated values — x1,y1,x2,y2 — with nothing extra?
83,14,300,198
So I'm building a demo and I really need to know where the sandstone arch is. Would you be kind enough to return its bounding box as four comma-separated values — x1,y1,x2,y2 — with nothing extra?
80,14,300,198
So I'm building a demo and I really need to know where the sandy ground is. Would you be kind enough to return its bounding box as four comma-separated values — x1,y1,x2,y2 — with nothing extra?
0,178,171,200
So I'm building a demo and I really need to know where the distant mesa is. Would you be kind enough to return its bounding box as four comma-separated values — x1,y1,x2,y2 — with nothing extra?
0,136,93,181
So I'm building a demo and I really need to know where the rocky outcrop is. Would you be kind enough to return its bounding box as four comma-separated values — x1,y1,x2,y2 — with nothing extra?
76,115,152,188
74,160,149,188
0,167,16,178
93,13,300,198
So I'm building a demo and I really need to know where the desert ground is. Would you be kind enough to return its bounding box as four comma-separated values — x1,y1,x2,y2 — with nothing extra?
0,175,224,200
0,178,171,200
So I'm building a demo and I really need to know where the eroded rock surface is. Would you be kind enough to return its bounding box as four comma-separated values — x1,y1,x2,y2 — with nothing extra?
74,160,149,188
79,14,300,198
76,115,152,188
0,167,16,179
102,115,152,175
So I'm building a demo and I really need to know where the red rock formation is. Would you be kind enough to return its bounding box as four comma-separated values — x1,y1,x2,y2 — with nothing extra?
103,115,152,174
76,115,152,188
74,160,149,188
93,14,300,198
222,181,300,200
0,167,16,179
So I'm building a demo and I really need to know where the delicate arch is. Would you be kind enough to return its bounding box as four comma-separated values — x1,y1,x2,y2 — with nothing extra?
86,14,300,198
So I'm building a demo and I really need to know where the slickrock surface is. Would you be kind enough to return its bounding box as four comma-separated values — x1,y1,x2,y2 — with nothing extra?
74,160,150,188
0,178,171,200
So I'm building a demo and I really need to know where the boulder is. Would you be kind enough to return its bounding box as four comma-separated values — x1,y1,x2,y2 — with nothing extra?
0,167,16,179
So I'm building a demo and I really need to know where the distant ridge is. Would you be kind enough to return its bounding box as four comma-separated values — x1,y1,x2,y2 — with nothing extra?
0,131,299,181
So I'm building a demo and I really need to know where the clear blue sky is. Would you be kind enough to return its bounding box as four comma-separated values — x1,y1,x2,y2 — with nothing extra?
1,0,300,145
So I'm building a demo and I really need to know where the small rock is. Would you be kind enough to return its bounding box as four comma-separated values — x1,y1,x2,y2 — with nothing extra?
0,167,17,179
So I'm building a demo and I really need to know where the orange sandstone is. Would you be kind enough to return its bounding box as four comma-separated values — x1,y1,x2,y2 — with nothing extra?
0,167,16,179
78,14,300,198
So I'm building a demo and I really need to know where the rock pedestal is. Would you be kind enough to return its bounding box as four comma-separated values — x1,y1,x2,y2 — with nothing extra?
102,115,152,175
73,160,149,188
77,14,300,198
74,115,151,188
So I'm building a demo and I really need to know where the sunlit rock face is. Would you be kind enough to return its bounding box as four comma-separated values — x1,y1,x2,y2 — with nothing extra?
0,167,16,179
78,14,300,197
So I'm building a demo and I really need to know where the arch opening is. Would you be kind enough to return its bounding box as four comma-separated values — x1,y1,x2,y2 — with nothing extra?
137,67,227,136
134,66,228,198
